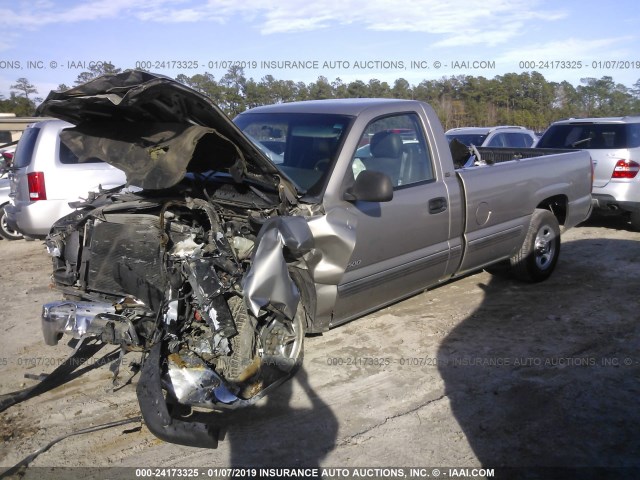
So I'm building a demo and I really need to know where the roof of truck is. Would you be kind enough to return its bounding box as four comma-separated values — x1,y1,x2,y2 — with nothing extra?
238,98,423,116
446,126,532,135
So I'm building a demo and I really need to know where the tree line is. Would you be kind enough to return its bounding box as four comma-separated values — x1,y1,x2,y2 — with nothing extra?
4,62,640,131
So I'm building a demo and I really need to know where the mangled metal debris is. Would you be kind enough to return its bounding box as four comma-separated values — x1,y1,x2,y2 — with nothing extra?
31,71,357,447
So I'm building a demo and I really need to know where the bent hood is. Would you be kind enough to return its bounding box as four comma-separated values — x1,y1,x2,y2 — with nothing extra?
36,70,283,190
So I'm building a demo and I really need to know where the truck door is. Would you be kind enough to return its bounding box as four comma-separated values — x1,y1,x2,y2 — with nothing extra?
331,113,452,325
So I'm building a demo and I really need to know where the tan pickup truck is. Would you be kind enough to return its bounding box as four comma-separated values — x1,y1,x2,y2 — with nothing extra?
28,71,592,447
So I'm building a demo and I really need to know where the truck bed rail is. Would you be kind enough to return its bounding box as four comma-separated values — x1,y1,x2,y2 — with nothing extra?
475,147,575,164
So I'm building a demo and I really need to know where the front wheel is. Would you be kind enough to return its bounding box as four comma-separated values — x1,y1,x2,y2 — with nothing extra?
510,208,561,282
0,206,22,240
222,293,306,399
260,303,305,375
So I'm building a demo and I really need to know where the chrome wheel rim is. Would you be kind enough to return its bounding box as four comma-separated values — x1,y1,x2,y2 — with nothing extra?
534,224,556,270
261,311,304,373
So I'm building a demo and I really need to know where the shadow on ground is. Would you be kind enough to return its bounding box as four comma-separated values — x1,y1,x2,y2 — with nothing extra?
213,367,338,468
582,211,637,232
437,238,640,479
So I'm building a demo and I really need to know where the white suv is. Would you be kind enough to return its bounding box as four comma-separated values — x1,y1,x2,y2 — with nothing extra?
5,119,127,237
445,126,538,148
537,116,640,230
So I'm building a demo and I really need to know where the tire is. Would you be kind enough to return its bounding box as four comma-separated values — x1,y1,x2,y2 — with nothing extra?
510,208,561,282
223,292,306,399
0,206,22,240
224,296,258,384
484,259,511,277
630,211,640,232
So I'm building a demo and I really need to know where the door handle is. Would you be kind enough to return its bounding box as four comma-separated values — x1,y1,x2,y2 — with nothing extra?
428,197,447,214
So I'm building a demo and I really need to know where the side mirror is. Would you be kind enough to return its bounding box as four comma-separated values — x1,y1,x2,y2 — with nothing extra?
344,170,393,203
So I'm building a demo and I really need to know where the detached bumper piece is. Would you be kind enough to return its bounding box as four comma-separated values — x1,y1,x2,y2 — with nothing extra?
42,301,116,346
136,342,221,448
42,301,139,346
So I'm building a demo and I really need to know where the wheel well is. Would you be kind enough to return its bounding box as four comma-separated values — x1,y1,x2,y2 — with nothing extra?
536,195,567,225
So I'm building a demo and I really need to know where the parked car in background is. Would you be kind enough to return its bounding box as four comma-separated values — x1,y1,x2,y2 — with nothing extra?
0,145,16,168
4,119,127,238
0,176,22,240
446,126,538,148
536,116,640,230
1,152,22,240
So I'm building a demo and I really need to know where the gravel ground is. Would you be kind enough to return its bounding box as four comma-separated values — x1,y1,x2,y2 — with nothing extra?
0,213,638,479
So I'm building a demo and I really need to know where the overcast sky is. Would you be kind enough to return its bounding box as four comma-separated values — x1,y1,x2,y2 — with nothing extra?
1,0,639,100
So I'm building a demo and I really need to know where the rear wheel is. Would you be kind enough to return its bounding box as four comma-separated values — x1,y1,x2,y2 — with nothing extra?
510,208,560,282
0,206,22,240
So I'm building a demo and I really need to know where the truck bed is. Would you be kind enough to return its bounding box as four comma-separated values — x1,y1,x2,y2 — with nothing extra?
453,148,593,275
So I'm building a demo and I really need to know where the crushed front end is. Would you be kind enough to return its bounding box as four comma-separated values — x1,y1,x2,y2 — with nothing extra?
29,71,320,447
43,184,308,446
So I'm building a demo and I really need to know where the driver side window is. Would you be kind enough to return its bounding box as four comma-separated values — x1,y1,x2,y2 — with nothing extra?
351,113,434,188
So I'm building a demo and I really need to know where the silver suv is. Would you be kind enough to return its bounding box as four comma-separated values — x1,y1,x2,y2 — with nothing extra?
445,126,538,148
5,119,127,237
537,116,640,230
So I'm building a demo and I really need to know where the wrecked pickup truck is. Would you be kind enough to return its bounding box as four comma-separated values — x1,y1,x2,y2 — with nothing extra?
32,71,592,447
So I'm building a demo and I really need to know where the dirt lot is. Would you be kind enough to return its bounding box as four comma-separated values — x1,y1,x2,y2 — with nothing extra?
0,213,639,479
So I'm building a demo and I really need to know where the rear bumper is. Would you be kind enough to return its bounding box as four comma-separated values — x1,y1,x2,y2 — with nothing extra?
592,194,640,214
4,200,74,236
592,181,640,214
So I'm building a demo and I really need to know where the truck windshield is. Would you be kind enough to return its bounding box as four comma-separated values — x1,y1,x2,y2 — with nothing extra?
537,123,640,149
234,112,352,194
